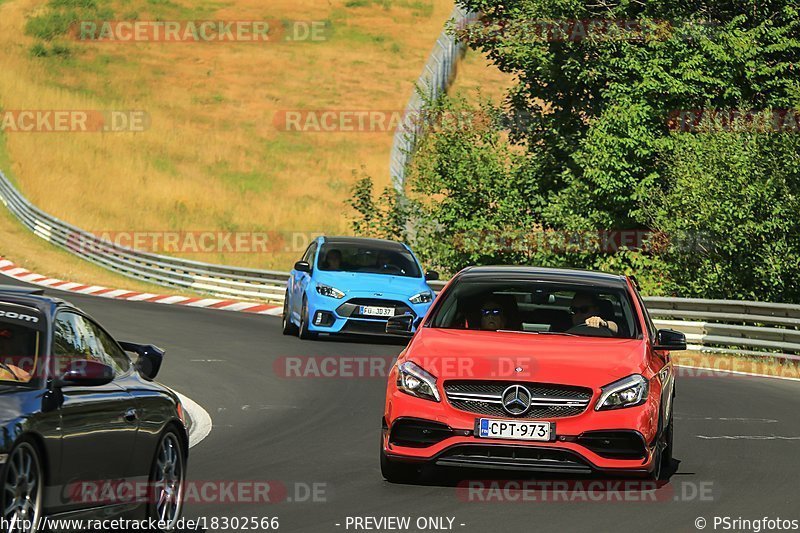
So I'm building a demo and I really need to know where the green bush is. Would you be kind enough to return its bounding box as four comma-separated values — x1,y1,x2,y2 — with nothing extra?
643,124,800,301
25,10,80,41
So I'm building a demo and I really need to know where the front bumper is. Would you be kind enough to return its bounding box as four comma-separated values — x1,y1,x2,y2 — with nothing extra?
306,295,431,335
383,384,661,475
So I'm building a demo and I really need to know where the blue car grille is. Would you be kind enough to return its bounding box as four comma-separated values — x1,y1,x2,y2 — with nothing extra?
336,298,414,319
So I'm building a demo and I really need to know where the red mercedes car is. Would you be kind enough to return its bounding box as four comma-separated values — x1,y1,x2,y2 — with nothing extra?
381,266,686,483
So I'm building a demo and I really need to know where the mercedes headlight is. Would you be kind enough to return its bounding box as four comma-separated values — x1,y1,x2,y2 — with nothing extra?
315,283,345,299
595,374,649,411
396,361,440,402
409,291,433,305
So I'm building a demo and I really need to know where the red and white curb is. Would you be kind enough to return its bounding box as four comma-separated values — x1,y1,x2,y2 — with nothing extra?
173,389,213,448
0,257,282,316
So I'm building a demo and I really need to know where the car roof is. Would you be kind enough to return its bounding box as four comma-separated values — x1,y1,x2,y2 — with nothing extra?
0,285,72,316
456,266,629,289
320,236,408,250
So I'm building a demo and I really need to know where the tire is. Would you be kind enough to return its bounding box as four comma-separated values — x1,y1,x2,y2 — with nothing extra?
648,413,673,481
647,444,663,481
1,441,43,533
282,291,298,336
298,298,317,340
661,415,674,471
146,429,186,531
380,445,422,484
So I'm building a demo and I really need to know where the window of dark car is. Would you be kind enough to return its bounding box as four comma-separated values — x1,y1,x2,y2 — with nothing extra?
0,318,40,383
317,243,421,278
53,311,131,376
86,320,132,374
427,279,639,339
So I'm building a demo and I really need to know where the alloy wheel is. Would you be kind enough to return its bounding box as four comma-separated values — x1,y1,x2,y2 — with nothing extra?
2,442,42,533
152,433,185,530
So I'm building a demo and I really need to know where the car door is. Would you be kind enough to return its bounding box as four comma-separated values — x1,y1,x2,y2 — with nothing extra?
292,241,317,319
50,311,139,512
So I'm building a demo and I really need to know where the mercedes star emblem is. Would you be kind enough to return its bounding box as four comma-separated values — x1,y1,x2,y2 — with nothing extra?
501,385,532,416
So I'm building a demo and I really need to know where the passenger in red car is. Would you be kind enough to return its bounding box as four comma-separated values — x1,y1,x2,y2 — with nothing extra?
479,299,507,331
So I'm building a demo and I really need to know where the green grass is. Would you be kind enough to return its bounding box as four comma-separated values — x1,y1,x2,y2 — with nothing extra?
24,0,232,50
151,155,179,176
215,165,274,195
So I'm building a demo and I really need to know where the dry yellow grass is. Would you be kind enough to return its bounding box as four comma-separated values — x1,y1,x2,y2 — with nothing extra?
449,48,515,103
0,0,455,275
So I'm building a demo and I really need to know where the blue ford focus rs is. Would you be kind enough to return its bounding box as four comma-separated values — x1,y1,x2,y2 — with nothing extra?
282,236,439,339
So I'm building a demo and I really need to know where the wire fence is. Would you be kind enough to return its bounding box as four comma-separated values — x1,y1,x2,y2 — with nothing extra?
390,6,477,191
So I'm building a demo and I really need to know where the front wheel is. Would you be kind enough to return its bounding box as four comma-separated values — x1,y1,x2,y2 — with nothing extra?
648,415,673,481
282,291,298,336
1,441,43,533
298,298,317,340
147,430,186,531
661,416,674,471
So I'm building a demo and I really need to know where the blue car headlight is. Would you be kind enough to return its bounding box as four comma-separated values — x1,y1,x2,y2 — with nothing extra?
316,283,345,299
409,291,433,305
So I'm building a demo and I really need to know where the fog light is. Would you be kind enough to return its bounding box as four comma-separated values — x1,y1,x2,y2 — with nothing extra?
314,311,335,327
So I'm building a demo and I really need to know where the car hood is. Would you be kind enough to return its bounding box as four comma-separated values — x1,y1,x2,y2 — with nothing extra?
404,328,649,389
313,271,430,298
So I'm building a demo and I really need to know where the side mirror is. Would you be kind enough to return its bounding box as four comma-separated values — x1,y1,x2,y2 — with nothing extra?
54,359,114,388
294,261,311,273
425,270,440,281
120,341,165,381
386,315,414,337
653,329,687,351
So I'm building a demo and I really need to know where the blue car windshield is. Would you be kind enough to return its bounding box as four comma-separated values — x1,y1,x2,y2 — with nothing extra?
317,243,421,278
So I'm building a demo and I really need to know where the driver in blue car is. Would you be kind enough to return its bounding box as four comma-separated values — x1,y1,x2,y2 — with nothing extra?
325,249,342,271
569,292,619,335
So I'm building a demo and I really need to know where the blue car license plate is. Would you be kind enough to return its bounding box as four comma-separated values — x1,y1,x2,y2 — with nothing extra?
359,306,394,317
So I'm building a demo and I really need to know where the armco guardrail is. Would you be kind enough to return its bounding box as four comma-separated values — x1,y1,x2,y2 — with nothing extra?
390,6,477,191
2,170,798,357
0,171,289,303
646,297,800,360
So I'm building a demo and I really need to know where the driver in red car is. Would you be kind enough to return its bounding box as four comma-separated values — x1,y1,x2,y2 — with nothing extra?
570,291,619,335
